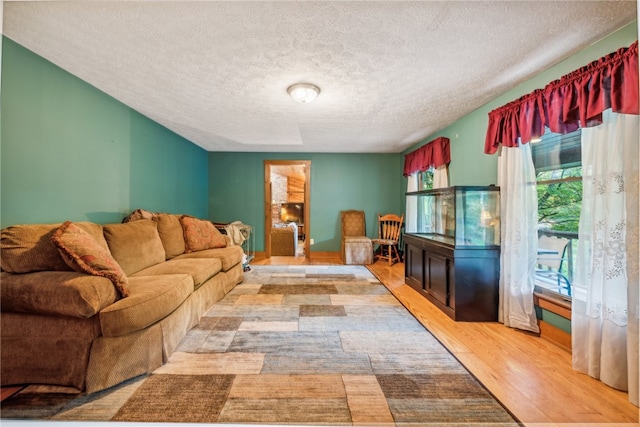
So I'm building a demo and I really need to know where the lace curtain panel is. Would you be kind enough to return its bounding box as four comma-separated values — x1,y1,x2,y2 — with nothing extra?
483,39,639,405
433,164,449,189
497,143,539,333
572,110,639,406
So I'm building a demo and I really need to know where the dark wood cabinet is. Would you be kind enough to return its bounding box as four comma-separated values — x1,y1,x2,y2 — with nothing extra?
404,233,500,321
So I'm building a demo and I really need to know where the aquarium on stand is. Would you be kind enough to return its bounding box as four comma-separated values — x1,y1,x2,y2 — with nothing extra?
404,186,501,321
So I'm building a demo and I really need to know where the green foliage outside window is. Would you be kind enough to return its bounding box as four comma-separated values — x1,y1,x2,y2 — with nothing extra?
419,170,434,190
536,166,582,232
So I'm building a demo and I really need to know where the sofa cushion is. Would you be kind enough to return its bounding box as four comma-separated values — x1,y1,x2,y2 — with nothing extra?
132,258,222,291
1,223,70,273
173,245,244,272
1,222,108,274
103,220,166,276
0,271,119,318
75,222,110,250
99,274,193,337
52,221,130,297
153,213,186,259
180,216,227,253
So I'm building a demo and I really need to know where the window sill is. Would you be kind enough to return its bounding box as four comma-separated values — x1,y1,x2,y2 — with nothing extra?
534,287,571,318
534,290,572,351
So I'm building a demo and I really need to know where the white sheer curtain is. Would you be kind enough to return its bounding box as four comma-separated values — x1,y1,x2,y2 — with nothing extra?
572,110,639,406
405,172,419,233
497,143,539,333
433,164,449,189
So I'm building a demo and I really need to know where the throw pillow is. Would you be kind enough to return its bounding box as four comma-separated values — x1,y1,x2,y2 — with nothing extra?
180,215,227,253
51,221,129,297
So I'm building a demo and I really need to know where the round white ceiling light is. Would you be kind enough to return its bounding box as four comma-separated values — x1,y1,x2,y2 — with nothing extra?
287,83,320,104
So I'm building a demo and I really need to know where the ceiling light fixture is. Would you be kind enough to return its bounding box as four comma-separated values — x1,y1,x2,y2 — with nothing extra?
287,83,320,104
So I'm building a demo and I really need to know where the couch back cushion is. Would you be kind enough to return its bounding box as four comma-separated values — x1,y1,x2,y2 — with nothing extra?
76,222,111,249
153,214,186,259
103,220,166,275
0,222,108,274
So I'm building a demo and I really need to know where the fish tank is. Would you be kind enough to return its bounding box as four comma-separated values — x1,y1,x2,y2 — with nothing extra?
405,186,500,247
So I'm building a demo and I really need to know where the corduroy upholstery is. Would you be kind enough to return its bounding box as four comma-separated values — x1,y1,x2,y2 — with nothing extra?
1,312,101,390
133,258,222,290
99,274,194,337
340,210,373,265
0,271,118,318
153,213,186,259
0,214,244,393
103,220,166,276
173,245,244,272
271,227,296,256
0,222,109,273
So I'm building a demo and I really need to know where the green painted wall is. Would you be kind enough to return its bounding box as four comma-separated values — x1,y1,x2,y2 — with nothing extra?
404,21,639,189
1,37,209,227
209,152,404,252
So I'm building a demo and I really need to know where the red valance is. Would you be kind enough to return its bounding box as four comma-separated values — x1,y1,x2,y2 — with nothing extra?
485,40,638,154
403,136,450,176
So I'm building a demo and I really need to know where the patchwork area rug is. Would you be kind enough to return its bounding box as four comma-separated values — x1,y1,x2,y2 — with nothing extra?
2,265,519,426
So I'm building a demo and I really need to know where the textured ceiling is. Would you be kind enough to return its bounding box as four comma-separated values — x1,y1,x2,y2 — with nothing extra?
2,1,637,153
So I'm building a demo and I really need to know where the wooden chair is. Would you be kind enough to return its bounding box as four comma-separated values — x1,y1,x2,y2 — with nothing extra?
371,213,404,266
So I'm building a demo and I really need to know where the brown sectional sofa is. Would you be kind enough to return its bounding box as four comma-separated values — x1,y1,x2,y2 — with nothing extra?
0,213,244,393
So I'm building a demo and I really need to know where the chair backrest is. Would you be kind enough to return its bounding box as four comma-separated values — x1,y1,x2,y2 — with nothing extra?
376,213,404,242
537,235,570,270
341,210,366,237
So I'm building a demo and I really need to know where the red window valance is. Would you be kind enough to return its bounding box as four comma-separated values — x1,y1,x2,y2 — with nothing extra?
485,40,638,154
403,136,450,176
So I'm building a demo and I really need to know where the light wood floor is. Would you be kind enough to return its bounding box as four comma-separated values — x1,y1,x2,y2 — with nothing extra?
255,253,639,426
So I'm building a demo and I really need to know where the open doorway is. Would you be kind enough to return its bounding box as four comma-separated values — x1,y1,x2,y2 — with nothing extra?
264,160,311,260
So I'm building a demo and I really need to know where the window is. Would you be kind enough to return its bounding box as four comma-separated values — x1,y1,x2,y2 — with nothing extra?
532,129,581,299
418,169,434,191
405,169,434,236
415,169,434,232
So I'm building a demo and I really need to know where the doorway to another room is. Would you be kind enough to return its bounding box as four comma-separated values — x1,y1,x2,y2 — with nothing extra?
264,160,311,260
